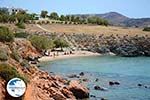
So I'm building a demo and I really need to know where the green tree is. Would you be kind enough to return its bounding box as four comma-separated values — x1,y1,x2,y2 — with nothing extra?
60,15,65,21
71,15,75,22
74,16,80,22
49,12,59,20
65,15,70,21
40,10,48,18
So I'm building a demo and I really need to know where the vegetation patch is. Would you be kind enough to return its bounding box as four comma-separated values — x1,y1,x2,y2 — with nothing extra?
143,27,150,31
54,38,69,48
11,50,21,62
0,26,14,42
16,21,26,29
0,48,8,61
20,59,30,68
0,63,29,83
29,35,55,51
14,32,29,38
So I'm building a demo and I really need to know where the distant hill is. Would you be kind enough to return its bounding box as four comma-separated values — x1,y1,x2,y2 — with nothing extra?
73,12,150,27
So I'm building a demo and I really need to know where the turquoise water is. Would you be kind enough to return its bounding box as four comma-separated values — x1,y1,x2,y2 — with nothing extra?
39,56,150,100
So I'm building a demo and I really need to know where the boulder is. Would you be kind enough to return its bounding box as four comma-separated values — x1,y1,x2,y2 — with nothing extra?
79,72,84,76
114,81,120,85
95,78,99,82
68,74,79,78
138,84,142,87
94,85,108,91
109,81,120,85
69,80,89,99
109,81,115,85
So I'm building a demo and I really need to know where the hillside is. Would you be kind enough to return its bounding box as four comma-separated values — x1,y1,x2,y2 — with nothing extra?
0,23,149,36
74,12,150,27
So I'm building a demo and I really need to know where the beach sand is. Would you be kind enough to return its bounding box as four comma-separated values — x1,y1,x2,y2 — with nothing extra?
38,51,101,62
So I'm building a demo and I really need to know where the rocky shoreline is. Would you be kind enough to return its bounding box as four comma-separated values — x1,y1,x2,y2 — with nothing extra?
64,33,150,57
0,39,89,100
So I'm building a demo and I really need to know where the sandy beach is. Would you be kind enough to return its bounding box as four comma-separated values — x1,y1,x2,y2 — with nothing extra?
38,51,101,62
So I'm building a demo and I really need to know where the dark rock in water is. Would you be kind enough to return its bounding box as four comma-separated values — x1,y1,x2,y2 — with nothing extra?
101,97,108,100
95,78,99,82
79,72,84,76
109,81,120,85
30,61,38,64
90,95,96,98
68,74,79,78
82,78,88,82
138,84,142,86
114,81,120,85
145,86,148,88
109,81,115,85
94,86,107,91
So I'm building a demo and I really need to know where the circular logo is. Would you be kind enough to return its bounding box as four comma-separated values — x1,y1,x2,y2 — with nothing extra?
7,78,26,97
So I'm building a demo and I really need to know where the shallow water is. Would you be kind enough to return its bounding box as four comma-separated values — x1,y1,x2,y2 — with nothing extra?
39,56,150,100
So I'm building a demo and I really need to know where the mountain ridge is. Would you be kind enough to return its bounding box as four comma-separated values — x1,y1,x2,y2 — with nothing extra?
73,12,150,27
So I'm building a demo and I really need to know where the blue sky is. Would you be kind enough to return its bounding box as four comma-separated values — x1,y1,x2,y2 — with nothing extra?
0,0,150,18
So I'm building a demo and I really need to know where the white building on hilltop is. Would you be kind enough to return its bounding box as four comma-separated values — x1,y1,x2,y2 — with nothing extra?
0,7,27,14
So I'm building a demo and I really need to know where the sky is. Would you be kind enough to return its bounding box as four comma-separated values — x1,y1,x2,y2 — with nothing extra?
0,0,150,18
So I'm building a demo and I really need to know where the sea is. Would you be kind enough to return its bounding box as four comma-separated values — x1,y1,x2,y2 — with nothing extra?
39,56,150,100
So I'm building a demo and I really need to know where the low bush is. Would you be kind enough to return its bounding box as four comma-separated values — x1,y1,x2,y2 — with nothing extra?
16,21,26,29
0,48,8,61
0,63,29,83
0,26,14,42
54,38,69,48
29,35,55,51
143,27,150,31
14,32,29,38
11,50,21,62
20,59,30,68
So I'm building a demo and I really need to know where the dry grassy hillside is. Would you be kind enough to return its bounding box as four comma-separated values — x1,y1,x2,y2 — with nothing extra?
40,24,150,36
0,23,150,36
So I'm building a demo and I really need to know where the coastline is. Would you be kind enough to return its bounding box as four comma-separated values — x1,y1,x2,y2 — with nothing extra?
38,51,101,62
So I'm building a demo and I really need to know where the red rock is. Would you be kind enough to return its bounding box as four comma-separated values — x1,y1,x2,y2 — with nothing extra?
69,80,89,99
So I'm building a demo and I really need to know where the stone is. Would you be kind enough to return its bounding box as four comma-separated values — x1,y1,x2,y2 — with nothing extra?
109,81,115,85
79,72,84,76
114,81,120,85
138,84,142,87
90,95,96,98
94,86,107,91
69,80,89,99
68,74,79,78
95,78,99,82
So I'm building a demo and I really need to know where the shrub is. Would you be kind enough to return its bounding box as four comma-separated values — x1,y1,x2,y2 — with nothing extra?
64,21,68,24
0,63,29,83
14,32,29,38
29,35,55,51
37,21,42,25
143,27,150,31
54,38,69,48
0,48,8,61
0,26,14,42
20,59,30,68
11,50,21,62
16,21,26,29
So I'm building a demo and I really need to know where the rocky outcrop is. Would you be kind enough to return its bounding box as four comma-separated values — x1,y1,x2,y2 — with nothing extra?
24,69,89,100
0,78,6,100
0,39,89,100
68,80,89,99
65,33,150,57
